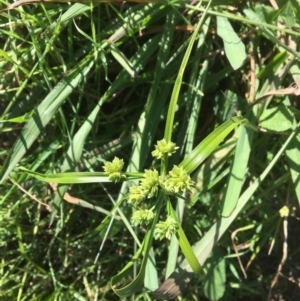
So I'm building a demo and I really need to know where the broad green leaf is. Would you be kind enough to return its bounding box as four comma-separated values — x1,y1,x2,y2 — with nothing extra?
203,248,226,301
290,54,300,87
180,116,246,174
145,247,159,291
285,134,300,207
221,119,254,217
286,49,300,207
290,0,300,25
216,16,246,70
280,1,295,28
260,105,295,132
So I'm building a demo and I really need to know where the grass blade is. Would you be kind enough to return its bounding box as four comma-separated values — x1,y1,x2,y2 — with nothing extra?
0,55,94,183
154,123,300,299
180,116,246,174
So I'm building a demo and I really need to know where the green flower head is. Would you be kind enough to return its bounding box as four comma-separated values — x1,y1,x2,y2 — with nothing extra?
131,209,154,227
152,139,179,159
128,186,146,205
163,165,194,194
154,216,178,240
103,157,126,182
140,169,160,198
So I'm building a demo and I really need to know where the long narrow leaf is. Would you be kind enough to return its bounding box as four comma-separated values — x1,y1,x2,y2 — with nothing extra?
167,200,205,279
180,116,246,174
153,123,299,299
0,56,94,183
111,194,163,297
164,0,213,144
221,117,254,217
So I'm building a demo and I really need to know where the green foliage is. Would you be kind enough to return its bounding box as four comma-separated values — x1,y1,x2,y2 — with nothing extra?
203,248,226,301
216,16,246,70
260,105,295,132
1,0,300,300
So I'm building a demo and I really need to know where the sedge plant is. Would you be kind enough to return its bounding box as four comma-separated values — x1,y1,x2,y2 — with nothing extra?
20,113,245,297
3,0,300,299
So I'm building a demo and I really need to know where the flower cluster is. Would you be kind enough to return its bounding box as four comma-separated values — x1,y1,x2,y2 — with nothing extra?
152,139,179,159
103,140,194,240
103,157,126,182
141,169,160,198
127,186,145,205
131,208,154,227
164,165,194,193
154,216,179,240
128,169,160,206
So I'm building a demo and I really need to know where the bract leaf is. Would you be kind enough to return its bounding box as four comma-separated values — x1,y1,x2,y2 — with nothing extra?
180,116,246,174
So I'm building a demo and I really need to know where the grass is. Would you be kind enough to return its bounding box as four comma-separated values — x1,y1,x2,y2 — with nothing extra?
1,0,300,300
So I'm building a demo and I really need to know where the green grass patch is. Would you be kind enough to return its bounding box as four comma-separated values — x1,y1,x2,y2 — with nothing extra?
1,0,300,300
